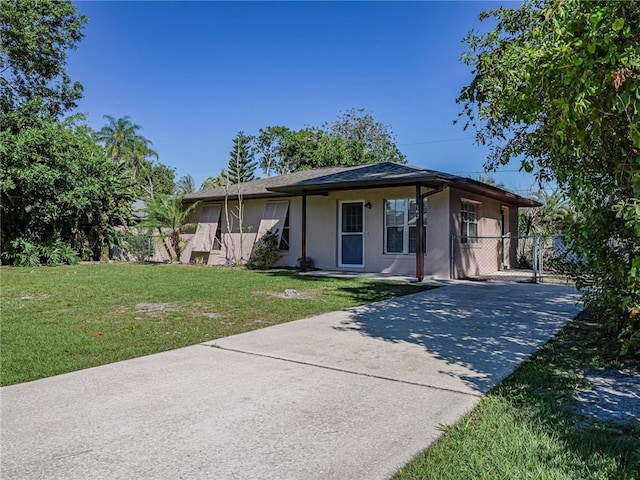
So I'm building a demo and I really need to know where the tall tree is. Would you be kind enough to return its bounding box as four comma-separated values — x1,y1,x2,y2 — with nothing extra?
227,131,257,184
96,115,163,198
256,109,406,175
458,0,640,353
254,126,289,177
323,108,406,164
176,175,196,194
145,162,176,196
0,0,86,119
1,108,135,259
0,0,136,263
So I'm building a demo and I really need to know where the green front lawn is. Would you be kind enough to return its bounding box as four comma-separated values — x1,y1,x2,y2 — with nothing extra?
1,263,430,386
394,312,640,480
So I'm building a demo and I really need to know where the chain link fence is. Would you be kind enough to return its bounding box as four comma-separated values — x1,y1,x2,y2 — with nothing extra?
114,234,168,262
451,234,571,284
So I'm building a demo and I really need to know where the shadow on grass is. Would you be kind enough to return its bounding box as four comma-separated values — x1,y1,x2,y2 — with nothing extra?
488,314,640,478
394,310,640,480
259,269,436,303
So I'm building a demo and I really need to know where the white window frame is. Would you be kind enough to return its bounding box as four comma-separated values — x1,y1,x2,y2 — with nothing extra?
384,198,427,254
461,199,480,244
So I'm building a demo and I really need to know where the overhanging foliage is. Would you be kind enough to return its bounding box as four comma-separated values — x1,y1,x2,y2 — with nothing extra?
458,0,640,352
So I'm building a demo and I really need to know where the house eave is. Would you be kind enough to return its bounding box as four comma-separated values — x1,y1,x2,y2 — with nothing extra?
452,179,541,208
267,177,452,195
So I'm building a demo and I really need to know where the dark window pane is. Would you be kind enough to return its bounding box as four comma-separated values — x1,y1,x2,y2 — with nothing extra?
386,199,405,227
341,234,363,265
279,210,290,251
342,203,363,233
408,227,427,253
386,227,403,253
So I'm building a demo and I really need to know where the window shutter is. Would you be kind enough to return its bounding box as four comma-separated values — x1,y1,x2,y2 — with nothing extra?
255,201,289,245
192,204,222,252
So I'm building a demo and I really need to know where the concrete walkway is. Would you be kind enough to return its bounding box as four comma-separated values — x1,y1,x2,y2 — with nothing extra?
1,282,581,480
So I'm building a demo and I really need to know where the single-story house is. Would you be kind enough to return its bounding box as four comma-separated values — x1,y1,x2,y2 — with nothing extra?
181,162,539,280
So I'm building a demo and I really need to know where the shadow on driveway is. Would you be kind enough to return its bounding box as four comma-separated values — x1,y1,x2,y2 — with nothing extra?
332,282,582,393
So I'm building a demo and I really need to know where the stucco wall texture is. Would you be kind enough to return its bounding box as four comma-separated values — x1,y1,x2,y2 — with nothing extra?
181,186,520,279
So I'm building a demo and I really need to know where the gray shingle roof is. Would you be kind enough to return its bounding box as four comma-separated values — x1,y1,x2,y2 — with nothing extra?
183,162,539,207
182,166,353,202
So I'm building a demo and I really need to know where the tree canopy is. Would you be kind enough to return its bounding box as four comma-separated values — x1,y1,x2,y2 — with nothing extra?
1,105,135,260
96,115,175,198
0,0,86,119
458,0,639,352
249,109,406,176
0,1,138,263
227,131,257,184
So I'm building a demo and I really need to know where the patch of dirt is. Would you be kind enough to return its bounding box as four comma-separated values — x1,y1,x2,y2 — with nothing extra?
18,294,49,300
201,313,220,319
135,303,176,312
253,289,314,300
574,367,640,427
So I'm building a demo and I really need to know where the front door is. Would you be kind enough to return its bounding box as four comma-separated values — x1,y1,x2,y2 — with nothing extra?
339,201,364,267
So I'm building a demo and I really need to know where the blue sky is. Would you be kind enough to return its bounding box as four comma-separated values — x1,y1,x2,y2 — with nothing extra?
68,1,536,193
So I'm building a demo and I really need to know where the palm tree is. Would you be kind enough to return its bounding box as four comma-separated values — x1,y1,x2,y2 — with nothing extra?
96,115,142,163
137,194,199,261
199,170,228,191
520,189,575,236
176,175,196,194
97,115,159,197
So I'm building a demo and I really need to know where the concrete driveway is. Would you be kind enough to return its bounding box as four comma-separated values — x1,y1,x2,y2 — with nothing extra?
1,282,581,479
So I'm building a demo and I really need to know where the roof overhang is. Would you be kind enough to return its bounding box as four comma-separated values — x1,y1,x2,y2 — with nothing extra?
267,176,452,196
452,178,541,207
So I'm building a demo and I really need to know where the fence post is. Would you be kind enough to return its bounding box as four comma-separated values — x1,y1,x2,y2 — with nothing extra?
533,233,538,283
539,235,545,284
450,234,456,279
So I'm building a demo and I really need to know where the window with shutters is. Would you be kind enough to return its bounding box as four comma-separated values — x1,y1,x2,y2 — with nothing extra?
255,201,290,250
192,204,222,252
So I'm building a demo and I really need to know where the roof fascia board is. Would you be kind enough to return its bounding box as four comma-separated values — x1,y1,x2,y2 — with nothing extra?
452,181,541,207
268,178,450,194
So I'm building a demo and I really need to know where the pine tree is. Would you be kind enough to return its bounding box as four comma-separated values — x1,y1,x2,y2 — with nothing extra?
227,131,257,184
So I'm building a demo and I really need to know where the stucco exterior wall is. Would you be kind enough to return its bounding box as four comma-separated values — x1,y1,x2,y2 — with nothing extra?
181,185,521,279
449,187,520,278
305,186,451,277
184,198,301,267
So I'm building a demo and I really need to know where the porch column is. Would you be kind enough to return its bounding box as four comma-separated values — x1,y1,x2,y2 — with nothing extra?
415,184,424,282
301,193,307,271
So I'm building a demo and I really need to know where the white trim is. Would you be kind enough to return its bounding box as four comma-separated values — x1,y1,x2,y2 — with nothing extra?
384,198,427,255
461,199,480,244
338,200,365,268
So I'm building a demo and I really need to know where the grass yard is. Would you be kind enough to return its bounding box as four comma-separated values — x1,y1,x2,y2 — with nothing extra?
393,312,640,480
0,263,431,386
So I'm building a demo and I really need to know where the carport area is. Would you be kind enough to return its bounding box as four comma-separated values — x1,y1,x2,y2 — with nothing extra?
1,282,581,480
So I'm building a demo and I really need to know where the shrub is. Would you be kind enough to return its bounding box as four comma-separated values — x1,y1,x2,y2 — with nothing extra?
1,238,40,267
1,237,77,266
296,257,314,270
247,230,281,270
